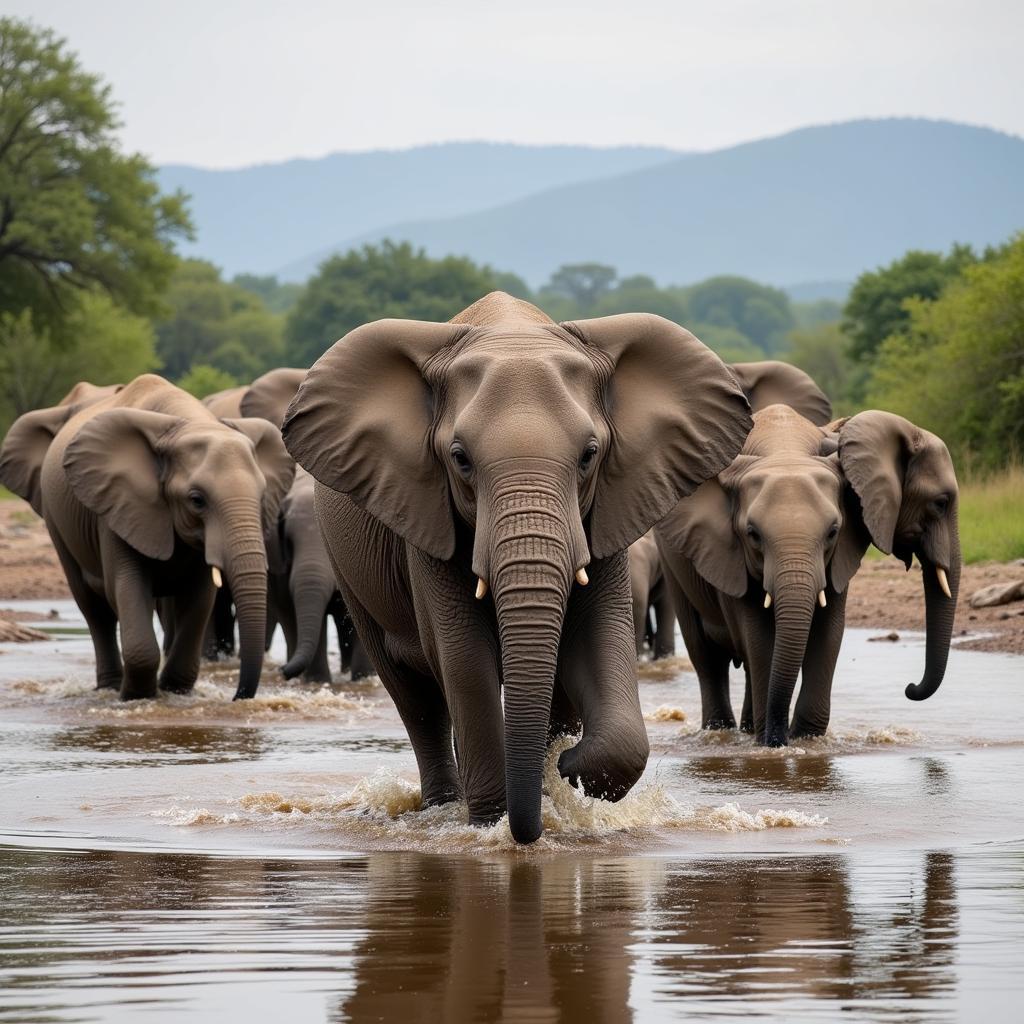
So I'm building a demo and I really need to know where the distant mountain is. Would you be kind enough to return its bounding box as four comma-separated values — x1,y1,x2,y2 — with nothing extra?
309,119,1024,288
158,143,682,278
785,281,852,303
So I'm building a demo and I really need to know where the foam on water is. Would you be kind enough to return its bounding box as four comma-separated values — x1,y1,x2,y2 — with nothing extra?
149,738,826,853
3,672,378,721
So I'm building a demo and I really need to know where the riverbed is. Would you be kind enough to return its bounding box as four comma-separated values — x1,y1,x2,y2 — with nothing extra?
1,600,1022,1021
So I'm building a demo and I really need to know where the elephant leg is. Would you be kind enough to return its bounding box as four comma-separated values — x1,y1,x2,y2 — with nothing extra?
791,587,848,738
212,586,236,657
671,583,735,729
548,678,582,741
738,605,774,740
349,635,374,681
651,580,677,659
303,619,332,683
555,551,649,802
740,666,754,733
344,594,461,808
160,580,217,693
50,530,121,690
631,574,648,658
104,540,160,701
156,597,175,656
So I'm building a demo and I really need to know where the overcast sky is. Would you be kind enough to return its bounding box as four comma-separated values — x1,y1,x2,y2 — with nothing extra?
8,0,1022,168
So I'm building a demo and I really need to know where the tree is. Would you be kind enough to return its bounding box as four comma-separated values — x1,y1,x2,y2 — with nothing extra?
0,292,158,434
842,245,977,366
284,241,501,365
784,323,854,413
154,260,284,380
683,276,795,354
539,263,617,315
0,18,190,325
866,234,1024,466
177,364,238,400
232,273,303,314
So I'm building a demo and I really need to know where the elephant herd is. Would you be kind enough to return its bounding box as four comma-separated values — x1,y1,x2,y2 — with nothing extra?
0,291,960,843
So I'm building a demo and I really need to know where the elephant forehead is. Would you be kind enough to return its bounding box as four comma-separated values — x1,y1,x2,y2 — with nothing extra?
446,345,600,407
742,461,842,509
173,429,260,475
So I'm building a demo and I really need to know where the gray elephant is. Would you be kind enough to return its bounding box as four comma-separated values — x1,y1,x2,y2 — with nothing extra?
628,532,676,659
268,466,373,682
1,374,293,700
728,360,833,424
657,403,960,746
282,291,752,842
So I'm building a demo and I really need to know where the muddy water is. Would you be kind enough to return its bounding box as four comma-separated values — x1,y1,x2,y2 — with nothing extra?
1,601,1022,1021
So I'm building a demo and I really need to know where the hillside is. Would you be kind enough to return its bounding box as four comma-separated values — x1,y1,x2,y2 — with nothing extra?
308,119,1024,287
158,143,681,277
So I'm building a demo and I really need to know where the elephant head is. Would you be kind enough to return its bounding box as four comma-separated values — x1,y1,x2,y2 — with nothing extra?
283,292,751,842
62,409,294,699
835,410,961,702
240,368,307,428
659,404,869,744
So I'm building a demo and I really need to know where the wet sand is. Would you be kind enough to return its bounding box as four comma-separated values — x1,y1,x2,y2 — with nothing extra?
1,598,1023,1021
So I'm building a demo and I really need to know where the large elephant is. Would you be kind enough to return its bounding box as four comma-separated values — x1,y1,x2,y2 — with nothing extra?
628,532,676,659
2,374,293,701
282,291,752,842
657,404,960,746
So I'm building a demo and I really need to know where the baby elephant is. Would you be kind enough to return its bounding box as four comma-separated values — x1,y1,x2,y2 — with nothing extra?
657,404,960,746
628,532,676,660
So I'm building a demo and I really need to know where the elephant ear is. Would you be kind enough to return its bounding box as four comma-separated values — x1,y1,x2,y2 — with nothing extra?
240,368,307,429
202,386,247,419
0,405,74,515
281,319,468,561
222,418,296,534
63,409,184,560
564,314,753,559
828,460,873,593
656,473,748,597
728,361,833,426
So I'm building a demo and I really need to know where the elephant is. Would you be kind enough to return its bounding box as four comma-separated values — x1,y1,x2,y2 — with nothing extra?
268,466,374,682
1,374,293,701
657,403,960,745
282,291,752,842
628,532,676,659
728,360,833,425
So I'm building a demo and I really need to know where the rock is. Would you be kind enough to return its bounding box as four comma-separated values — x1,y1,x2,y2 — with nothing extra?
868,631,901,642
969,580,1024,609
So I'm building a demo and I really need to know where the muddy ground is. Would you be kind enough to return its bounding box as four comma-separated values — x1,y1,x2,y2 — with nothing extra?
2,498,1022,654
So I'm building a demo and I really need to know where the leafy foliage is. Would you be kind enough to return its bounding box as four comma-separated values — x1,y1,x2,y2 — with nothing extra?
284,241,502,365
232,274,303,314
0,293,158,434
154,260,284,380
866,234,1024,465
177,364,238,399
0,18,190,325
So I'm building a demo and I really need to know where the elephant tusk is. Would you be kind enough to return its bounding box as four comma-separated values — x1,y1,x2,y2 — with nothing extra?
936,567,952,599
211,566,222,589
575,567,589,586
475,577,488,600
764,593,772,609
818,590,827,608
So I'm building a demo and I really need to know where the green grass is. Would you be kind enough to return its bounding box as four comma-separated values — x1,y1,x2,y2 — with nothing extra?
959,464,1024,564
0,486,15,501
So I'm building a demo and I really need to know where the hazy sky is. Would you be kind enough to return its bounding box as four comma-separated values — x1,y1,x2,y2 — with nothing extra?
8,0,1022,168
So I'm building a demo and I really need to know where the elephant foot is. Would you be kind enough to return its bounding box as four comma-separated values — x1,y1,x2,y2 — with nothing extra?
762,726,790,748
159,675,197,695
302,671,332,685
789,720,827,741
702,715,737,731
119,680,158,701
467,798,506,828
96,674,121,691
419,778,462,809
557,736,646,803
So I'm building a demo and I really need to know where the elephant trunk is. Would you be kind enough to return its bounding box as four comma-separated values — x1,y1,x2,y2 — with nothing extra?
764,566,817,746
222,503,270,700
488,476,576,845
906,514,962,701
282,557,336,680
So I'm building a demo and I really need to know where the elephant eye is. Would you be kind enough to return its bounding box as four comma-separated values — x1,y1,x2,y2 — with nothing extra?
578,440,599,474
450,443,473,476
188,490,207,511
746,523,761,545
827,523,840,542
931,495,950,515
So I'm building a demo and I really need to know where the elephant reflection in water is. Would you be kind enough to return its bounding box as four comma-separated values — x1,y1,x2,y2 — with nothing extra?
334,855,665,1023
648,852,959,1007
